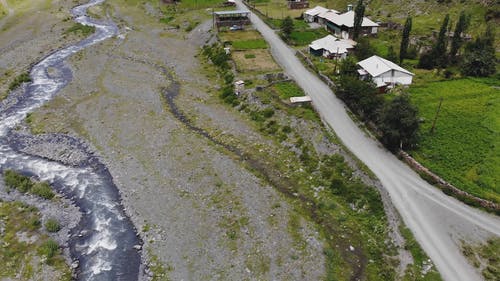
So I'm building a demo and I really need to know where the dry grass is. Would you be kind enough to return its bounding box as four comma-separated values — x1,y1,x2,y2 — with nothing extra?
232,49,280,73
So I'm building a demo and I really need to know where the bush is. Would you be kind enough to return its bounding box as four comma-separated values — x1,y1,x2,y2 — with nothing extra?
65,23,95,36
3,170,32,193
417,50,436,69
8,72,32,91
3,170,55,200
261,108,275,118
39,240,59,259
45,219,61,233
31,182,55,200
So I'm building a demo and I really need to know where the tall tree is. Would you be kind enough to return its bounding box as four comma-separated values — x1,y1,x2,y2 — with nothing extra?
399,16,412,63
450,11,469,61
434,14,450,68
352,0,365,40
379,94,420,151
280,16,294,40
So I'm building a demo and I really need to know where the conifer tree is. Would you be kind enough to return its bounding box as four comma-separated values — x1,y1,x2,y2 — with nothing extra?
352,0,365,40
399,16,412,63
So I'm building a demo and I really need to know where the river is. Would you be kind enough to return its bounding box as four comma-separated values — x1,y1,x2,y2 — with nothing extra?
0,0,141,280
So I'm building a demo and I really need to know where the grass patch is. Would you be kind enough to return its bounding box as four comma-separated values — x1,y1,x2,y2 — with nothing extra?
3,170,55,200
44,219,61,233
244,53,256,59
231,39,268,50
400,226,442,281
273,81,305,99
289,28,329,46
64,23,96,36
0,201,71,280
409,77,500,203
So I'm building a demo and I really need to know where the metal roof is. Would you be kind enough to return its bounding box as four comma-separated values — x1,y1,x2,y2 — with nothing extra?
213,10,250,15
357,55,414,77
304,6,338,16
309,35,355,54
326,11,378,28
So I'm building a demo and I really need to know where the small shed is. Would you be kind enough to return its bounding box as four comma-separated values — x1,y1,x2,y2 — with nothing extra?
290,96,312,104
234,80,245,95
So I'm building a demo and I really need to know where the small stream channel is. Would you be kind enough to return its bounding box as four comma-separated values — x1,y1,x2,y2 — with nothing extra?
0,0,141,280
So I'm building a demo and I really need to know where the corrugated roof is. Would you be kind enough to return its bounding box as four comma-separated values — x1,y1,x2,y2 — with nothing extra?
214,10,250,15
304,6,338,16
309,35,355,54
357,55,414,77
327,11,378,28
290,96,312,103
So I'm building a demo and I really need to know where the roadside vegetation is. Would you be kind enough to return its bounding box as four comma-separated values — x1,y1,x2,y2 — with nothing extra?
252,0,499,206
0,200,71,280
200,27,441,280
461,238,500,281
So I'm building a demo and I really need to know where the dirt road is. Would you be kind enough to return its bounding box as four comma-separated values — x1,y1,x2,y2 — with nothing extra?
235,1,500,280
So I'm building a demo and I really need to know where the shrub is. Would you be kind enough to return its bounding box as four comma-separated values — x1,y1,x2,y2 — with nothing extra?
45,219,61,233
65,23,95,36
39,240,59,259
31,182,55,200
261,108,275,118
3,170,55,199
3,170,32,193
8,72,32,91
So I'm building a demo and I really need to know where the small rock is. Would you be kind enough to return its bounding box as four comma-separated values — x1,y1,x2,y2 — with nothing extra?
133,244,142,250
71,261,79,269
349,245,355,251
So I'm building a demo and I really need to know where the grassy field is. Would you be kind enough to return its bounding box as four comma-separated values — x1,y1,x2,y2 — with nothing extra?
0,201,71,280
409,76,500,203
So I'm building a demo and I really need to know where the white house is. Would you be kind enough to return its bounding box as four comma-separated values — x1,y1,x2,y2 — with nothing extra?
323,10,378,39
303,6,338,23
309,35,356,59
357,55,414,88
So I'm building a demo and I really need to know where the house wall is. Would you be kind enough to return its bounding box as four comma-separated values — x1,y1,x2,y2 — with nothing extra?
373,70,413,86
304,14,314,22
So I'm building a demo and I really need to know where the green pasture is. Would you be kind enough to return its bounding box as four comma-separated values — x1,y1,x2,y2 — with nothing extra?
409,77,500,203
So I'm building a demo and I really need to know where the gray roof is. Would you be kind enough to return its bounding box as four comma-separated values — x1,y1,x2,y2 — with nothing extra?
214,10,250,15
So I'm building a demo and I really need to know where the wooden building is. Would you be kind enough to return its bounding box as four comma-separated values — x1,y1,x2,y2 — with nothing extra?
213,10,251,30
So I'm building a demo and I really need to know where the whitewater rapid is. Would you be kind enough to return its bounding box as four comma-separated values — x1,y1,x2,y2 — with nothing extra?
0,0,141,280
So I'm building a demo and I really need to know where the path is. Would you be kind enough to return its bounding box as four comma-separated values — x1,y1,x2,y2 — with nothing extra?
235,1,500,280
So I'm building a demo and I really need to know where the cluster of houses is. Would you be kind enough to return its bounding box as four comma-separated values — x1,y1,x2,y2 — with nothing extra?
304,5,413,90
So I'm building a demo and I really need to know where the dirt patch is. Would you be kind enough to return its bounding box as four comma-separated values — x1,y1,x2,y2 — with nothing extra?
233,49,280,72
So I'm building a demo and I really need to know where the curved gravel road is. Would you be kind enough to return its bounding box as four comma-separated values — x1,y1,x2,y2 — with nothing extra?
235,1,500,280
